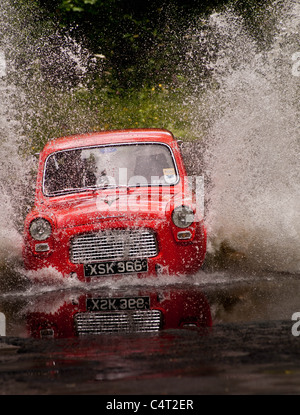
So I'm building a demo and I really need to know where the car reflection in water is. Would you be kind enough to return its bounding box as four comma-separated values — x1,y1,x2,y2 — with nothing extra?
20,286,212,339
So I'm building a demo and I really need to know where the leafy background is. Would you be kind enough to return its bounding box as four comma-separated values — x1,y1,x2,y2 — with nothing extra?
3,0,276,151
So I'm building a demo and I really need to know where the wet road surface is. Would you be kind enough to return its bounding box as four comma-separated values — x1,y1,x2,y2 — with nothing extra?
0,269,300,395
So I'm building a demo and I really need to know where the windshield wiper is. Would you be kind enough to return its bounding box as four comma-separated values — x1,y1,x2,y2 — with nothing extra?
46,183,140,197
47,187,87,196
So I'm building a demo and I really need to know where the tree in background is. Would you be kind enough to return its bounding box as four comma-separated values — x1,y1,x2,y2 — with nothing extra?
35,0,235,90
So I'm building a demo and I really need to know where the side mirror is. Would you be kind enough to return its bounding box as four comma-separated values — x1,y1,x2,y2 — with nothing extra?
176,139,184,148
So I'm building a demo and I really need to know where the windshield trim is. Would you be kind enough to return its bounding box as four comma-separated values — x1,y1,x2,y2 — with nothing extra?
42,141,180,197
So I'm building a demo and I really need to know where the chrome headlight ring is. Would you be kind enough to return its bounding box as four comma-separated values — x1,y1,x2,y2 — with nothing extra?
172,205,195,228
29,218,52,241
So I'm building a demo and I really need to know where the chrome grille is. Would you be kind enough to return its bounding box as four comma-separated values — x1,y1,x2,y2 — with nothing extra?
74,310,162,334
70,229,158,263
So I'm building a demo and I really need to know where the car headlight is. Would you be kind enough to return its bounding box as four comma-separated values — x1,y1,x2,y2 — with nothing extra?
172,205,195,228
29,218,52,241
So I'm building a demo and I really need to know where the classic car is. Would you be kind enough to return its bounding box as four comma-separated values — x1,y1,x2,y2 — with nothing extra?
23,129,206,281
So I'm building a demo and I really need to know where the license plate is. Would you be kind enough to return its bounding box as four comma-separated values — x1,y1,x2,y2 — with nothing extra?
86,296,150,311
84,258,148,277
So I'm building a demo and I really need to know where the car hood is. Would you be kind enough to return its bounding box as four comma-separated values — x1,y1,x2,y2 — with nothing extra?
43,189,182,229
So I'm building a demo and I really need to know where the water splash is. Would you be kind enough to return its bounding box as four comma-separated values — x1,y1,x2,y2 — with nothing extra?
0,0,95,286
186,1,299,273
0,0,299,286
0,5,34,274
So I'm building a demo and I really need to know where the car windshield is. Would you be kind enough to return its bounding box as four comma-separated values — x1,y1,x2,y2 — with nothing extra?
43,143,179,196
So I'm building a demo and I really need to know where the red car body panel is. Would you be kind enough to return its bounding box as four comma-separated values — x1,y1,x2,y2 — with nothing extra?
23,129,206,281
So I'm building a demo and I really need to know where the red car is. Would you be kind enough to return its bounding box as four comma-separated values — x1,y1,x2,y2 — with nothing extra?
23,129,206,281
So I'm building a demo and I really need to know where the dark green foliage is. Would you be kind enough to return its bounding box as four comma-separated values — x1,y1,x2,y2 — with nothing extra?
33,0,233,89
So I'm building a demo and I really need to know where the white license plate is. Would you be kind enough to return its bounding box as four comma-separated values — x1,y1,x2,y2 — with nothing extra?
84,258,148,277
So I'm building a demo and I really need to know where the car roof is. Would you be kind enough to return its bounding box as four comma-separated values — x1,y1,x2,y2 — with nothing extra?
42,129,175,154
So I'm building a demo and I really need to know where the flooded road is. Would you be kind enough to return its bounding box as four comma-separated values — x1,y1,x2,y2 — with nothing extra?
1,269,300,395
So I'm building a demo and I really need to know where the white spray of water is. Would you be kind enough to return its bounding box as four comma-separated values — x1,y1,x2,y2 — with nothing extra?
0,2,35,272
0,54,34,268
187,2,299,273
0,0,299,286
0,1,94,280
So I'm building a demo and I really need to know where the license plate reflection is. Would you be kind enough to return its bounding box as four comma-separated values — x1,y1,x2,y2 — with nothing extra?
86,296,150,311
